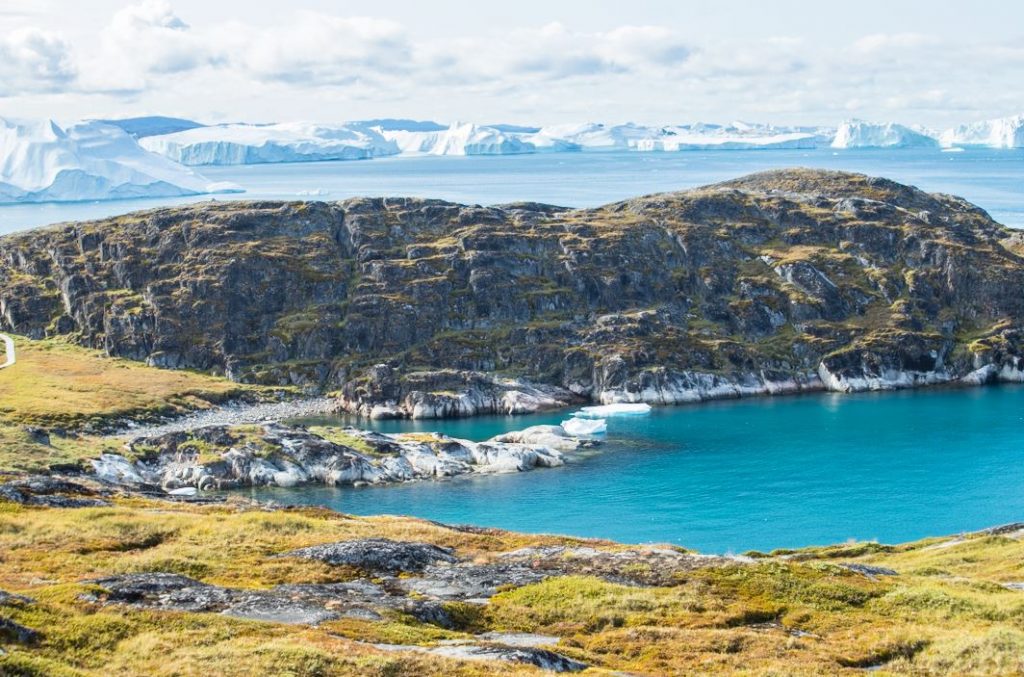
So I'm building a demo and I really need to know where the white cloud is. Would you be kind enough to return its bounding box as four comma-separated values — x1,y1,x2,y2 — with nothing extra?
0,3,1022,127
234,13,412,86
852,32,938,54
425,22,692,84
76,0,222,93
0,28,76,96
599,26,691,68
681,37,808,78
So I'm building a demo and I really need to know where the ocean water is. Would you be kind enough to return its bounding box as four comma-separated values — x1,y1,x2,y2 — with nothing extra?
1,148,1023,235
242,384,1024,554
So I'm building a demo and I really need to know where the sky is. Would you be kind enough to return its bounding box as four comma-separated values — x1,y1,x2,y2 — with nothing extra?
2,0,1023,128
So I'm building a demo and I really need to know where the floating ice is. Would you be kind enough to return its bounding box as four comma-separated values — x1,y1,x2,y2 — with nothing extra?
137,119,831,166
0,117,237,204
140,121,400,165
940,114,1024,149
536,122,821,152
382,121,547,155
561,418,607,436
575,403,652,418
831,120,939,149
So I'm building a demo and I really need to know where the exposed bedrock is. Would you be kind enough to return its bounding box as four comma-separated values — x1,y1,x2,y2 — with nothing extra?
90,422,590,492
3,169,1024,418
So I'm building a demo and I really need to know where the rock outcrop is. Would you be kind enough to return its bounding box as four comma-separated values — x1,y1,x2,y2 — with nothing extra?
3,169,1023,417
85,572,451,627
90,422,585,491
0,589,39,645
281,539,458,574
77,535,751,674
0,476,109,507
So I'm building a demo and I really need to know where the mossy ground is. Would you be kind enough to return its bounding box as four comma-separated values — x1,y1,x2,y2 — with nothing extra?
0,335,273,472
0,336,251,427
306,427,388,457
1,498,1024,675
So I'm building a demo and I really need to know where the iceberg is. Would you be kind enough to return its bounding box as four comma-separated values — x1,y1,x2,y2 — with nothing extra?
140,121,400,166
940,114,1024,149
381,121,548,155
561,417,607,436
643,128,818,151
575,403,652,418
126,112,1024,168
356,119,447,132
831,120,939,149
101,116,205,139
536,122,663,150
536,122,819,152
0,117,237,205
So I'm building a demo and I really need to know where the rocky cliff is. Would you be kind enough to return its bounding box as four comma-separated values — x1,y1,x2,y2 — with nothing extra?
2,169,1023,417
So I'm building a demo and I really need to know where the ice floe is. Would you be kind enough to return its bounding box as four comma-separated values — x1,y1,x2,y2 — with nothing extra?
575,403,652,418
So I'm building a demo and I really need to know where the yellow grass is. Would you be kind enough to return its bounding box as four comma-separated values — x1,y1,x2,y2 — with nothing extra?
3,498,1024,674
0,335,254,428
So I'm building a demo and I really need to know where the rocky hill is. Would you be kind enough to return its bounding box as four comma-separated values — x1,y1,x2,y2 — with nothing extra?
2,169,1023,418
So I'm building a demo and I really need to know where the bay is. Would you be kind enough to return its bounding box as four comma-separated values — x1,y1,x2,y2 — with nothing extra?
242,384,1024,554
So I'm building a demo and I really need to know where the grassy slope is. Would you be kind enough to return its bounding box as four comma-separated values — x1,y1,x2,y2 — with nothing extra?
0,336,267,472
2,333,1024,674
1,499,1024,675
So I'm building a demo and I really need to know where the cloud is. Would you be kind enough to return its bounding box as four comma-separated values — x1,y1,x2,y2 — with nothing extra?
427,22,692,84
1,2,1023,127
235,13,412,86
599,26,691,68
0,27,76,96
852,32,938,54
72,0,223,94
0,0,51,19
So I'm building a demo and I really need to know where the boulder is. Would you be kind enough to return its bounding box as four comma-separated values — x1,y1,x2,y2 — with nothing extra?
280,538,458,574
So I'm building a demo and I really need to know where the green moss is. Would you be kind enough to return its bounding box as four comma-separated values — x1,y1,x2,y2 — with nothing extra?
306,427,386,457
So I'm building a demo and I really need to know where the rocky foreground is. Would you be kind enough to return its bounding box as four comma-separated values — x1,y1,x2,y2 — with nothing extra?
2,480,1024,675
3,169,1024,419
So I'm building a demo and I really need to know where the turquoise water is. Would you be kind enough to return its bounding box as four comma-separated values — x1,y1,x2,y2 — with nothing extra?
240,384,1024,554
2,148,1023,234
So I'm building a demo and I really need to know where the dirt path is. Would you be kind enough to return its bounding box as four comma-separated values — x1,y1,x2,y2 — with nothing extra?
0,333,14,369
107,397,339,439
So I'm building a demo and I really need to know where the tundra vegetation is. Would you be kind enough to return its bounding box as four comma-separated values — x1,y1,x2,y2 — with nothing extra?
2,495,1024,675
3,170,1024,674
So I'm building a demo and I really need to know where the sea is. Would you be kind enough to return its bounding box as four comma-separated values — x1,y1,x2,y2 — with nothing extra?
1,148,1022,235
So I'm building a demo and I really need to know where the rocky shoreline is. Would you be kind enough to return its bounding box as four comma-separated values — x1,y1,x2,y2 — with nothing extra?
337,359,1024,420
91,421,597,494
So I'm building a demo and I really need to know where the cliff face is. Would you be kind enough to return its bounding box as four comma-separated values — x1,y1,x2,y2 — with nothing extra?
2,169,1023,417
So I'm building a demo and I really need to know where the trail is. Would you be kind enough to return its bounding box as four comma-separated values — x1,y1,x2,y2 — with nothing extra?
0,333,14,369
106,397,338,439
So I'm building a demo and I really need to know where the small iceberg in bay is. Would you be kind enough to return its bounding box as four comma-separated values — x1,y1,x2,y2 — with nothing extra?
575,403,652,418
561,417,607,436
